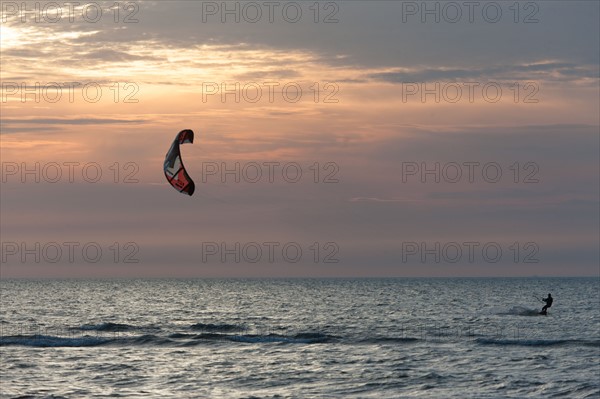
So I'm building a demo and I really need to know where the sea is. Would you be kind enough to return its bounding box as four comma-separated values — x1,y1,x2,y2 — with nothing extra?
0,278,598,398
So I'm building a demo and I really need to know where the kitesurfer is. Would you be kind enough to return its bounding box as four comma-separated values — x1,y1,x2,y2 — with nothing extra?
541,293,553,314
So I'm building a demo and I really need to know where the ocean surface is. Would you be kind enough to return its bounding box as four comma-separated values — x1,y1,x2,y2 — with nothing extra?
0,278,598,398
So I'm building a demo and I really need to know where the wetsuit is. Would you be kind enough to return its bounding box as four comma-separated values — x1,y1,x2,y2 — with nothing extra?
542,296,553,313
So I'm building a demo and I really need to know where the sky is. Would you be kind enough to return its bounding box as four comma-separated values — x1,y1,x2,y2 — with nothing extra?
1,0,599,278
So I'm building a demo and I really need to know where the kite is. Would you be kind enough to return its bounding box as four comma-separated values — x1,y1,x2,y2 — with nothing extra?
164,129,195,196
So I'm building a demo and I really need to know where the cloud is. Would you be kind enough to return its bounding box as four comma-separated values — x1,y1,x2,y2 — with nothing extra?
0,126,64,134
233,69,302,81
368,62,599,83
82,48,162,63
1,117,147,125
4,2,597,82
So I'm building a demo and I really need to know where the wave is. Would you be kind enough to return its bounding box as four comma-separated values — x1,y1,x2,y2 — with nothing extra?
190,323,245,332
0,333,176,348
6,330,592,348
476,338,600,347
358,337,420,344
0,334,114,347
229,332,333,344
1,331,336,347
76,322,141,332
181,332,335,344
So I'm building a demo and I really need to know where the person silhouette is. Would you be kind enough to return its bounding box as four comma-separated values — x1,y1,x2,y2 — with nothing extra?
541,293,553,314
